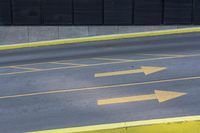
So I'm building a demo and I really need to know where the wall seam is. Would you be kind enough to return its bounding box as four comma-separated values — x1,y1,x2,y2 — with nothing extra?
27,26,30,42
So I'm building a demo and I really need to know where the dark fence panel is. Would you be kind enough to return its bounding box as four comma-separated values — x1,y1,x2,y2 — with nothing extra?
104,0,133,25
194,0,200,24
164,0,193,24
134,0,162,25
1,0,200,25
12,0,41,25
74,0,103,25
41,0,72,25
0,0,12,25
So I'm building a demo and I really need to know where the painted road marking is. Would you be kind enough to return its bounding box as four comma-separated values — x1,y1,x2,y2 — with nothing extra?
0,67,28,74
93,57,135,62
49,62,88,67
0,52,198,70
140,53,185,57
97,90,186,105
9,66,41,71
0,53,200,76
0,61,61,69
95,66,167,77
18,62,78,70
0,58,79,69
0,75,199,100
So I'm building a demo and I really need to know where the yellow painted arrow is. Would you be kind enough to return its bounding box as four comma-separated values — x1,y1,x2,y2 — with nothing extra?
97,90,186,105
95,66,167,78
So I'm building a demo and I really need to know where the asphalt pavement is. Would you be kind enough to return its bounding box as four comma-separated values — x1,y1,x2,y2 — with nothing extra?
0,33,200,133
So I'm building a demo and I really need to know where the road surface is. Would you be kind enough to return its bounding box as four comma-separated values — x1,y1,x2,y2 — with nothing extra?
0,33,200,133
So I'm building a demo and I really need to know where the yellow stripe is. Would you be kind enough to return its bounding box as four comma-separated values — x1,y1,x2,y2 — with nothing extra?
0,60,72,69
140,53,185,57
1,53,200,76
98,90,186,105
49,62,88,67
95,69,143,77
0,75,200,100
1,27,200,51
93,57,134,62
27,115,200,133
9,66,41,71
97,94,156,105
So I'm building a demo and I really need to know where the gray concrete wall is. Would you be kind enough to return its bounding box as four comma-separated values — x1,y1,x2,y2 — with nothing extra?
0,26,196,45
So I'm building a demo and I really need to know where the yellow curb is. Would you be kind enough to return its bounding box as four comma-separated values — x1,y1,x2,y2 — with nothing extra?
27,115,200,133
1,27,200,51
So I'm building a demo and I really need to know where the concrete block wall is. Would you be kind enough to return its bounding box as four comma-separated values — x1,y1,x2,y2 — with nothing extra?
0,26,196,45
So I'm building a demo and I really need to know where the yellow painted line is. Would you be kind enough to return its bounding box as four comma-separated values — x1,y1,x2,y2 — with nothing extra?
0,75,199,100
0,66,77,76
98,94,157,105
0,59,84,69
27,115,200,133
9,66,41,71
140,53,185,57
93,57,135,62
0,60,69,69
88,53,200,71
0,53,200,76
97,90,186,105
1,27,200,51
0,59,87,69
95,69,144,77
95,66,167,77
49,62,88,67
